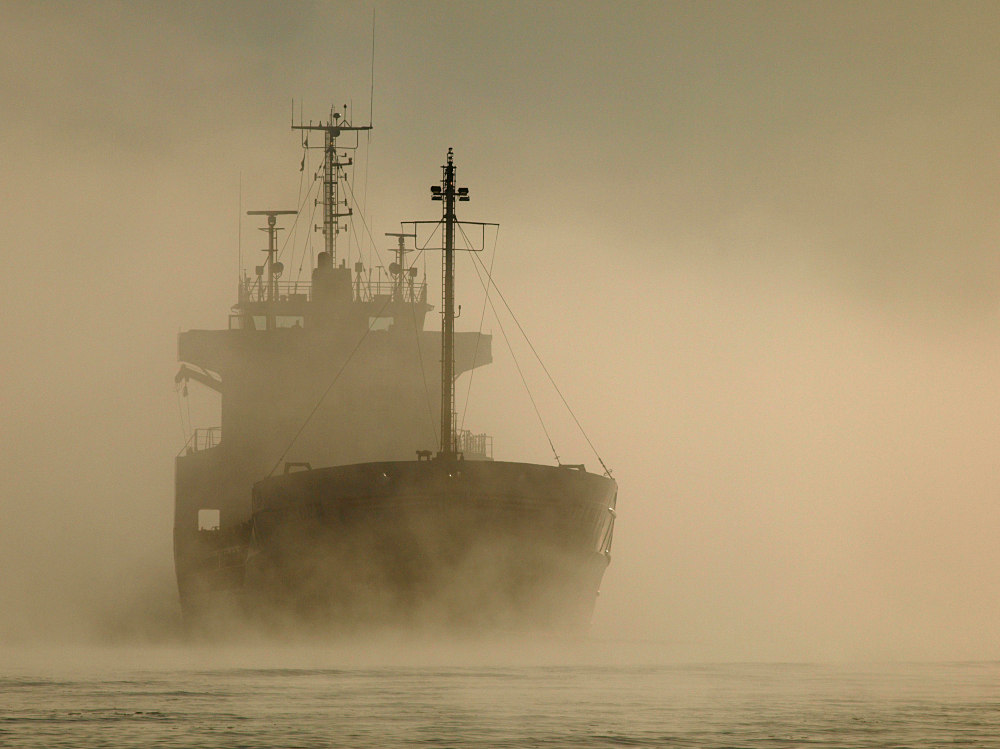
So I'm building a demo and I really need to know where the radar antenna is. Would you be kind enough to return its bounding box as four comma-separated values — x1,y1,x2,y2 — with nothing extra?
247,209,297,329
385,231,416,303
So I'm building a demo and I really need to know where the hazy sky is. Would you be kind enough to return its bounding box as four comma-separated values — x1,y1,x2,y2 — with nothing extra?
2,0,1000,660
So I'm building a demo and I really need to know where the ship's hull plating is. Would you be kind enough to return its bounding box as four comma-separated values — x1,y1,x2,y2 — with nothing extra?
177,460,617,633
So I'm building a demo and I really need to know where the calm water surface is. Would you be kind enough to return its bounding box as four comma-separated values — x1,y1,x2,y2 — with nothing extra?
3,647,999,748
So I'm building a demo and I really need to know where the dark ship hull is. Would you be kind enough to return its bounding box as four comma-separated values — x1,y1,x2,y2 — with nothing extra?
176,461,616,632
173,113,617,633
247,461,615,631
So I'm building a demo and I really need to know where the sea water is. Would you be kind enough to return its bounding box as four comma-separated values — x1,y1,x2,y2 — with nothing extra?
3,644,999,748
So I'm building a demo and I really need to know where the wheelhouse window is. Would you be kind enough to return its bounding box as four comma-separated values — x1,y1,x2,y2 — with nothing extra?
198,509,220,531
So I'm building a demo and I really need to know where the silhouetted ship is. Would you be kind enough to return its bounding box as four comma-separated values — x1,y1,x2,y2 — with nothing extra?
174,108,617,631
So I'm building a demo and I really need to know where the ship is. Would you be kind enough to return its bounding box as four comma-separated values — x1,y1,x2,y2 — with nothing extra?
173,107,617,632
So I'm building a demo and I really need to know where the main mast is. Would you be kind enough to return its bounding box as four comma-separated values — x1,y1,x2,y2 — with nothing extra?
292,107,372,266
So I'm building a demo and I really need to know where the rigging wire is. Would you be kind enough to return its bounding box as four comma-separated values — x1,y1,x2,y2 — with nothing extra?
266,295,394,477
368,8,375,128
238,172,243,281
407,224,446,446
410,286,438,446
459,226,499,433
303,172,321,269
345,137,354,266
347,203,368,273
294,146,319,284
288,142,309,284
469,245,613,476
341,168,391,269
277,165,321,266
339,163,365,271
184,382,193,439
456,221,558,462
464,247,560,465
175,383,189,446
362,131,371,230
362,10,375,262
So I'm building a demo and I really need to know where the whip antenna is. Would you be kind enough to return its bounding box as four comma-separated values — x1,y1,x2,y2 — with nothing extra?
369,8,376,127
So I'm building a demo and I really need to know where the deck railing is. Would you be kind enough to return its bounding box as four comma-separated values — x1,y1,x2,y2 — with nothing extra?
238,279,428,306
354,280,428,304
181,427,221,455
457,430,493,460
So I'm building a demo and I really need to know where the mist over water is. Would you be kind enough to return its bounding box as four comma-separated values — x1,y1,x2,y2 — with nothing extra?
5,657,1000,748
3,3,1000,735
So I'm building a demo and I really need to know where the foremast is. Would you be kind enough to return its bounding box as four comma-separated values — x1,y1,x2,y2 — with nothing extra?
431,148,469,457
